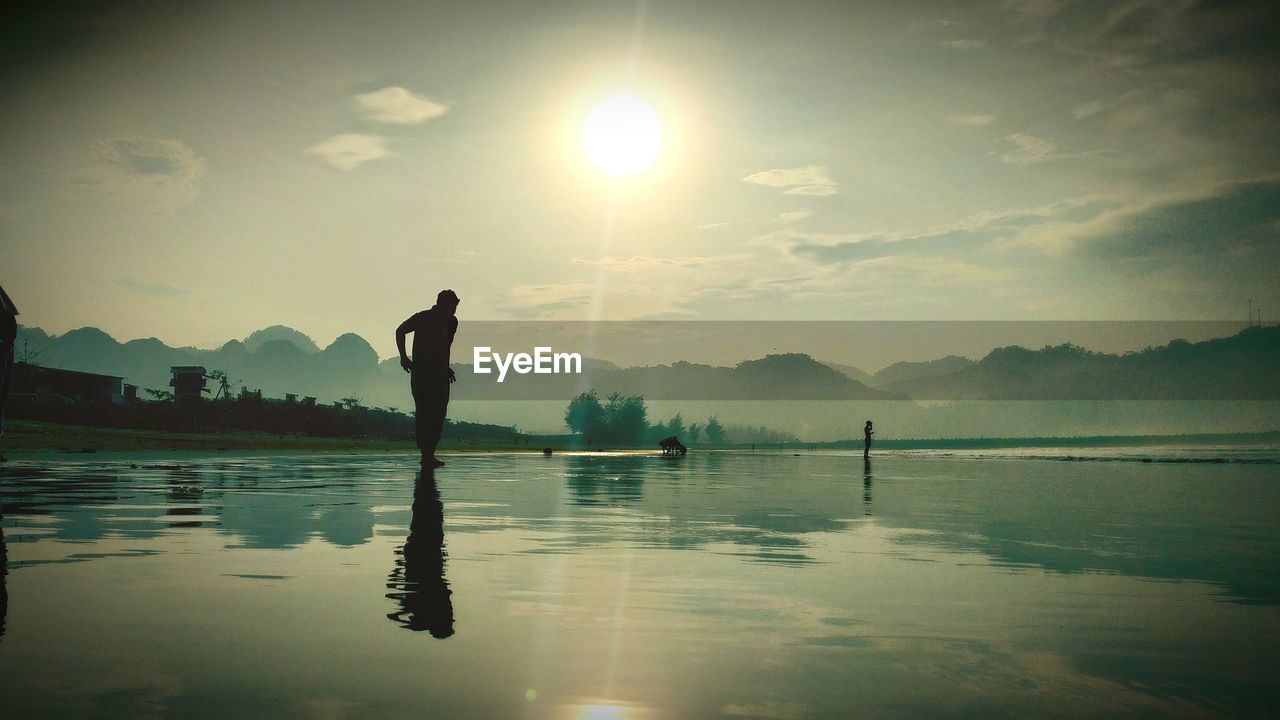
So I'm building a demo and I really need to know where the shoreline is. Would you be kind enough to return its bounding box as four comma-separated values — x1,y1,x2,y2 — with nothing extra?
1,419,1277,460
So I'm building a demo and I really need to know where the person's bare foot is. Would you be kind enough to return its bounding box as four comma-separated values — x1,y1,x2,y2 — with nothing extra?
420,454,445,468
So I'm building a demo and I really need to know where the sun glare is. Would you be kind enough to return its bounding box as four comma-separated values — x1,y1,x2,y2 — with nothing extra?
581,93,663,177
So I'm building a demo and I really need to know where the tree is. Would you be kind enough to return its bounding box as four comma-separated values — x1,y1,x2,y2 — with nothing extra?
144,388,175,402
687,422,702,443
704,415,726,444
604,392,648,445
666,412,685,438
565,390,605,436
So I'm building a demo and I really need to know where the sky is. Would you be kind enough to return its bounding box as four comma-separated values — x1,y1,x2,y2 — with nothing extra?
2,0,1278,358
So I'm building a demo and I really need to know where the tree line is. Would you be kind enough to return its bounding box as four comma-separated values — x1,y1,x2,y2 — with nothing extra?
563,390,795,447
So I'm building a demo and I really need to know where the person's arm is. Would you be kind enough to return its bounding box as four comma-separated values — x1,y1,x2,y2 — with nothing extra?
396,317,413,373
446,316,458,382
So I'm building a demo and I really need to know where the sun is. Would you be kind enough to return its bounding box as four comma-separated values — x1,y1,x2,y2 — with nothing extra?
581,93,663,177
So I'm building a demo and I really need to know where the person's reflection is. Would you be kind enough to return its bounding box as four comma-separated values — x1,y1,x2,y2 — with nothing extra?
862,456,873,516
1,519,8,640
386,470,454,638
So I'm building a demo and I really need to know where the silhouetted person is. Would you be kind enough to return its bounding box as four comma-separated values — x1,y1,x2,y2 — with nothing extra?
863,420,874,458
659,435,687,456
386,470,454,638
396,289,459,467
0,285,17,458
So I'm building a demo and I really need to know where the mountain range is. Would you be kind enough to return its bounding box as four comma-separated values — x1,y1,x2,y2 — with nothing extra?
14,323,1279,405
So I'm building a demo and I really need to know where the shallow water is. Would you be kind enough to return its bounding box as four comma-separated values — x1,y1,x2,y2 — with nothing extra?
1,451,1278,719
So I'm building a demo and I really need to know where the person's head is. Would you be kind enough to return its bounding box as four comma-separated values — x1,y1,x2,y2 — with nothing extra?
865,420,873,428
435,289,460,315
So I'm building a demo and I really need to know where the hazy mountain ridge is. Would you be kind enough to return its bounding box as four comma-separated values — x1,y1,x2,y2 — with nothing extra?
14,324,1279,404
879,326,1280,399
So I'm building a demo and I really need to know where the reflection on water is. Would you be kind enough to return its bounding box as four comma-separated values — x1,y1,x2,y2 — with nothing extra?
1,518,7,641
386,470,454,638
0,450,1277,718
863,456,872,515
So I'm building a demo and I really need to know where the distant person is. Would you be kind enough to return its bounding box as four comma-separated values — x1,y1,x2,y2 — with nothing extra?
396,289,459,467
0,285,17,457
660,435,687,456
386,470,453,638
863,420,874,458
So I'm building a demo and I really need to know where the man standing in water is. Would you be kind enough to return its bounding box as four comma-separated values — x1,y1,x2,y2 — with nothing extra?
863,420,874,458
396,290,459,467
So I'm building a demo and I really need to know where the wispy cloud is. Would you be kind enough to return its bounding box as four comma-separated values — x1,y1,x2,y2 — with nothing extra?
571,254,752,272
305,134,390,170
70,137,207,211
999,132,1060,164
1003,0,1066,17
723,701,807,720
939,39,987,49
778,210,811,223
498,283,595,318
784,185,838,196
743,166,838,196
757,195,1120,264
947,113,996,127
998,132,1111,164
117,278,192,297
354,86,448,125
696,222,729,230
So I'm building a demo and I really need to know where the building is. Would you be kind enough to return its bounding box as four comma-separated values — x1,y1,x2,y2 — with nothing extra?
169,366,208,402
19,366,126,406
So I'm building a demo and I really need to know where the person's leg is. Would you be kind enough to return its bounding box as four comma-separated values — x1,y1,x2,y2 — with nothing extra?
421,379,450,464
410,374,429,458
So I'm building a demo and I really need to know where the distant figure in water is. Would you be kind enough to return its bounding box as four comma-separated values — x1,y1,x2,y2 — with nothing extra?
660,435,687,456
396,289,459,467
386,470,454,638
0,284,17,460
863,420,874,458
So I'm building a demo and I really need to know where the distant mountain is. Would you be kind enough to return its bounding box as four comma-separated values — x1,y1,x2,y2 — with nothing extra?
243,325,320,354
872,355,976,388
449,352,901,400
15,323,1276,405
15,324,401,407
879,326,1280,399
820,360,875,385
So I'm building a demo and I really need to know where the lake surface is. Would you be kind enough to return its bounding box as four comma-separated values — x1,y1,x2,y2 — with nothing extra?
1,449,1278,719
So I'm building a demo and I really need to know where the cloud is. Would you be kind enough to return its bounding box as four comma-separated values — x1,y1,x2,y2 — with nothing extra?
947,114,996,127
778,210,811,223
783,185,838,196
117,278,192,297
1003,0,1066,16
1076,177,1280,262
70,137,207,211
758,195,1119,264
499,282,595,318
696,222,729,230
998,133,1113,164
571,254,752,272
743,166,838,196
999,133,1060,164
723,701,807,720
354,86,448,125
305,134,390,170
939,39,987,49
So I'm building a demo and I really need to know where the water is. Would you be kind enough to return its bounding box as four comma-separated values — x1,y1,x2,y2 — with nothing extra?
1,450,1278,719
